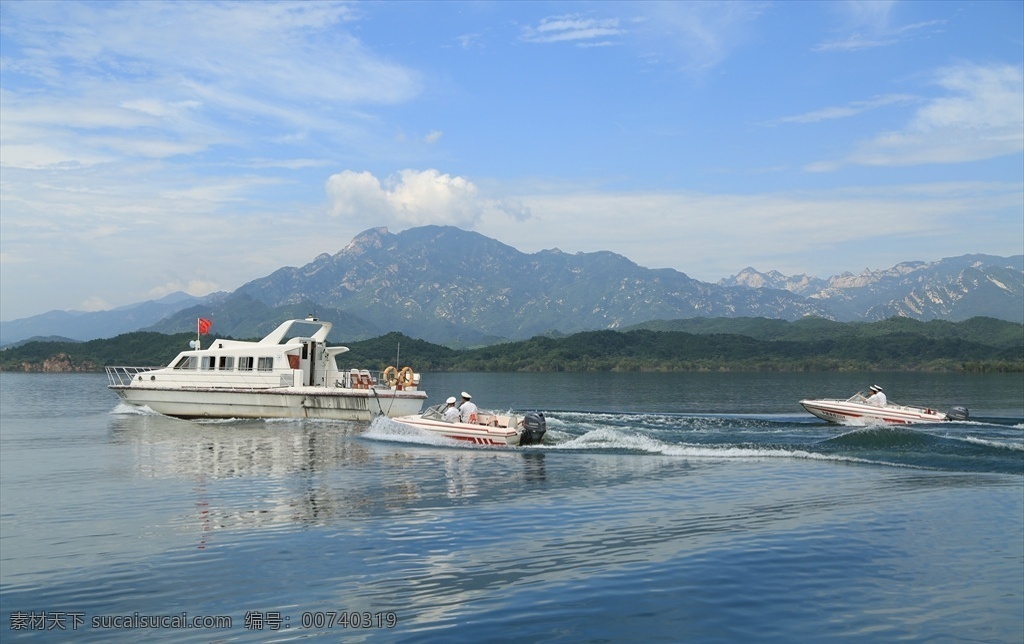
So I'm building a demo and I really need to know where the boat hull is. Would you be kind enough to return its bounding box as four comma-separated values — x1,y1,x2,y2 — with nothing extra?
799,398,950,425
392,415,521,446
391,409,547,447
111,385,426,421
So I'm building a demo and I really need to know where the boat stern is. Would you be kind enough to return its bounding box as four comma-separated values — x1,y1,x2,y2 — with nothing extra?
518,412,547,445
945,406,970,421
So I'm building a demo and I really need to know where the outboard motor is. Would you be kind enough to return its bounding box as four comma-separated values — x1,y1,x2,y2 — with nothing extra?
946,406,969,421
520,412,547,445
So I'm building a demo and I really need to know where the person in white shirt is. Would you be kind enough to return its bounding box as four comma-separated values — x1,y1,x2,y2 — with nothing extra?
459,391,479,423
865,385,887,406
442,396,460,422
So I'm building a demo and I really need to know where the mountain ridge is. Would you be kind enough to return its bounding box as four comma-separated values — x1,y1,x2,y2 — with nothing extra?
1,225,1021,346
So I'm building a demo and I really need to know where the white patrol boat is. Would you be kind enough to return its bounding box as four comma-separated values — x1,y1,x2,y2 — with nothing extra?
106,317,426,420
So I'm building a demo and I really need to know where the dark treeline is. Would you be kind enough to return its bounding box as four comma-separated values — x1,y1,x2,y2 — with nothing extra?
2,316,1022,373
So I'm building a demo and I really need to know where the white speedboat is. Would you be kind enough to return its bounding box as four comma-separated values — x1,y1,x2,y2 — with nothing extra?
799,393,969,425
392,404,547,446
106,316,427,420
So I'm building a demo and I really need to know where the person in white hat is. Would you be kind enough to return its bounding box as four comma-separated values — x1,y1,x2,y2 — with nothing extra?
865,385,887,407
442,396,460,422
459,391,478,423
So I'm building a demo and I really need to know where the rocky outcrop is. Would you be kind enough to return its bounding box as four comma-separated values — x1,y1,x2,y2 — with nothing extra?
17,353,99,372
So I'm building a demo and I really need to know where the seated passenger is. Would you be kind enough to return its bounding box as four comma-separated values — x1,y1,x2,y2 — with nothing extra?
865,385,887,406
442,397,460,422
459,391,478,423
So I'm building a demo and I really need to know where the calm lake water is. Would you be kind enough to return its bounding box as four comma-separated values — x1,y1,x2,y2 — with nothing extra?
1,371,1022,642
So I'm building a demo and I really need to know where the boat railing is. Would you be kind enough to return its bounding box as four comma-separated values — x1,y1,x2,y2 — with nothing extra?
108,365,420,391
337,368,421,391
106,366,161,387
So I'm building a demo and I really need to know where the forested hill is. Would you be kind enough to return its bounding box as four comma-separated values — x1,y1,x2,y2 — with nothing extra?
2,316,1020,373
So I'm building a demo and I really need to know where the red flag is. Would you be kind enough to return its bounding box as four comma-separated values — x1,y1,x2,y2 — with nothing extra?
198,318,212,335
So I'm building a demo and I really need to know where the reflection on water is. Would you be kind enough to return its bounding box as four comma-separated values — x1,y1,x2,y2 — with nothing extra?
103,410,559,544
107,413,372,479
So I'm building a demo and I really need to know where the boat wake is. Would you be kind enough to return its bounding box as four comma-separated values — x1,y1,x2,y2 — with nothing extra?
822,426,942,448
957,434,1024,451
111,402,160,415
545,426,814,460
532,411,1021,474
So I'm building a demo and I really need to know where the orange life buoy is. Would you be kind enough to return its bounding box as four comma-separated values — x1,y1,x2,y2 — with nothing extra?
398,366,414,389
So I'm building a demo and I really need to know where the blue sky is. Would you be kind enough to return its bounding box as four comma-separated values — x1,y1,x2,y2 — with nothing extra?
1,1,1022,322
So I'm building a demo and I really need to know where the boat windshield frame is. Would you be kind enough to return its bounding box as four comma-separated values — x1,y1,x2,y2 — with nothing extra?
420,404,447,420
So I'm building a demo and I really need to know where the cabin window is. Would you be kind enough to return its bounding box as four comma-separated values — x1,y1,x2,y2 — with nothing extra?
257,357,274,372
201,356,216,371
238,357,254,371
219,356,234,371
174,356,196,370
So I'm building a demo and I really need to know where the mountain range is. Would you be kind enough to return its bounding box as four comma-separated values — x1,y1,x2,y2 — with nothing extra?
2,226,1021,347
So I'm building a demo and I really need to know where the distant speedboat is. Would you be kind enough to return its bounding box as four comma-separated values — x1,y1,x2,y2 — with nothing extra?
106,316,427,420
392,404,547,446
799,393,969,425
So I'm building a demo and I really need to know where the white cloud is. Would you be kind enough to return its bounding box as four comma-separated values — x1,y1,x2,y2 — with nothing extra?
632,2,767,73
804,63,1024,170
813,0,944,52
455,33,484,50
772,94,916,125
840,0,897,31
521,15,623,44
325,170,548,231
326,170,391,219
76,296,113,313
147,279,221,301
3,2,404,105
327,169,484,228
0,142,114,170
813,34,894,52
386,170,480,225
0,1,421,172
494,197,533,222
911,64,1023,133
518,3,767,72
248,158,332,170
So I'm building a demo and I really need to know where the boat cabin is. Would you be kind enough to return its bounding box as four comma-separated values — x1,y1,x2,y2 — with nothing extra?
109,317,418,392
